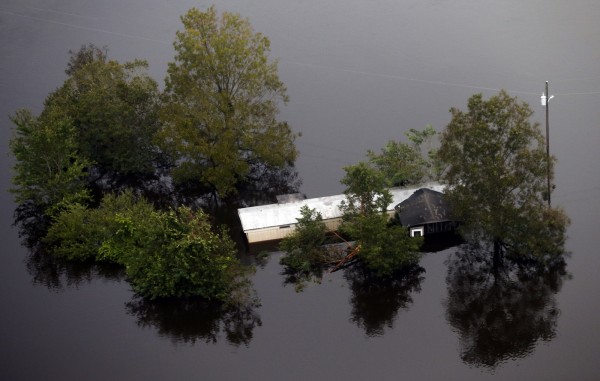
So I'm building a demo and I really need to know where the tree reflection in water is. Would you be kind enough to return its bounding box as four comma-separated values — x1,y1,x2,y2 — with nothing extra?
444,243,568,369
125,297,262,347
24,238,262,347
25,250,126,292
344,263,425,337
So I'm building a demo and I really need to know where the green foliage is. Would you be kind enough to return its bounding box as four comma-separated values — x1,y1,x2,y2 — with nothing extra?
504,206,570,264
65,43,108,76
101,205,244,301
406,124,443,180
44,191,153,261
339,162,422,276
366,125,439,187
367,140,426,187
405,124,437,147
341,213,422,277
46,44,163,191
437,90,570,262
44,203,105,261
9,108,90,218
340,161,392,216
160,6,298,198
45,191,248,301
279,205,328,274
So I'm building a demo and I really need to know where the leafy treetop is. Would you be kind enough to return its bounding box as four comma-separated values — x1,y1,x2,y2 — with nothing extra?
437,90,569,264
160,6,298,200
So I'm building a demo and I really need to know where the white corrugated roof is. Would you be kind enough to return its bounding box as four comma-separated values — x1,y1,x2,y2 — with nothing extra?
237,182,444,232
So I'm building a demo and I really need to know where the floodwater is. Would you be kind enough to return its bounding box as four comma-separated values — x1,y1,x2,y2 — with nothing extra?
1,0,600,379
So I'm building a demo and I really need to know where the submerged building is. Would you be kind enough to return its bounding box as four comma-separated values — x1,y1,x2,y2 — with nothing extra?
394,188,457,237
237,183,445,244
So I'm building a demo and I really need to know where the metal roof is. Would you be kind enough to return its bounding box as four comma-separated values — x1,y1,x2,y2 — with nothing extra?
395,188,453,227
238,182,444,232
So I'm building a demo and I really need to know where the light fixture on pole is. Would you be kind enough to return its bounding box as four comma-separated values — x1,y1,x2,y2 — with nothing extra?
541,81,554,207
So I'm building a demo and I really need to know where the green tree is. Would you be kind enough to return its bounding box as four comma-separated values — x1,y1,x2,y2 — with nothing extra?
340,161,392,216
437,90,569,265
279,205,328,275
46,191,250,301
44,191,153,261
64,43,107,76
9,107,90,219
367,140,426,187
47,44,163,194
405,124,443,180
160,6,298,200
367,125,439,187
101,205,246,301
340,162,422,276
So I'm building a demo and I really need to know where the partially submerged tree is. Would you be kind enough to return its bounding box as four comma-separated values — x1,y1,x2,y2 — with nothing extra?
160,6,298,201
339,162,422,276
278,205,334,289
340,161,392,216
367,125,440,187
48,45,164,194
279,205,328,274
367,140,426,187
437,90,569,265
9,107,90,221
45,191,251,302
64,43,108,76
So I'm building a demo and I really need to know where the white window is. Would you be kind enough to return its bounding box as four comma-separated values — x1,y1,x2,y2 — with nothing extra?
410,226,424,237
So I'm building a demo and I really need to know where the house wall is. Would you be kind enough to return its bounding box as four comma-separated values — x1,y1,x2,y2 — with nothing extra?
245,217,344,244
245,212,398,244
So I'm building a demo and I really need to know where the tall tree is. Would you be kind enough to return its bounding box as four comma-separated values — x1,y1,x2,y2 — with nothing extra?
367,125,440,187
437,90,569,265
9,107,90,219
47,45,163,195
340,162,392,216
160,6,298,200
367,140,426,187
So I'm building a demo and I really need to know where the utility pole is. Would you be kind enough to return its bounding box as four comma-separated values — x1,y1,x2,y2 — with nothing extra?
541,81,553,207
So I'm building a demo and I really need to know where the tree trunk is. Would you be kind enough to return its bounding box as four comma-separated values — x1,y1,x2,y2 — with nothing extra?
493,238,503,269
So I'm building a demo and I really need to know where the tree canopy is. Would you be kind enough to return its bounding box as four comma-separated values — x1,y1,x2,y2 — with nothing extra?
367,125,439,187
46,45,163,194
9,107,90,219
437,90,569,264
9,6,304,301
160,6,298,200
44,191,249,301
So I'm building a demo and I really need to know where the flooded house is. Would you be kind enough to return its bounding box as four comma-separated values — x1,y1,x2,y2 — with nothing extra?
237,183,446,244
394,188,457,237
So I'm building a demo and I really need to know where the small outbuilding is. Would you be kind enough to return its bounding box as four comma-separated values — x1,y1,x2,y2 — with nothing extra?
394,188,457,237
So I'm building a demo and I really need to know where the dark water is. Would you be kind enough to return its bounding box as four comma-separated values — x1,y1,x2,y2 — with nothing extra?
1,1,600,379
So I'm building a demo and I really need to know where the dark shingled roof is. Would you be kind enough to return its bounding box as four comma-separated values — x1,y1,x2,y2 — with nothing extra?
395,188,453,227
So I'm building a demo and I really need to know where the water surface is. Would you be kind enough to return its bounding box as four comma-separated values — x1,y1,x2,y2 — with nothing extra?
1,1,599,380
